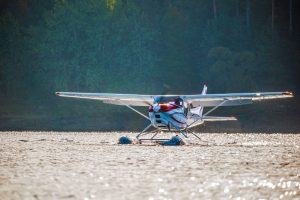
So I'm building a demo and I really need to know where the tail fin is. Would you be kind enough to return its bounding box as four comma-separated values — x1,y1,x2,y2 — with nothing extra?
190,85,207,116
201,84,207,95
199,84,207,116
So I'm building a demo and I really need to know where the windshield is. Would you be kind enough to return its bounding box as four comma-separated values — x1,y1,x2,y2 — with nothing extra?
154,96,183,106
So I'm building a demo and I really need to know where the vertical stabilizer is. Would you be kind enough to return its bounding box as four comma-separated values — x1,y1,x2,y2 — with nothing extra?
190,85,207,116
202,84,207,95
199,84,207,116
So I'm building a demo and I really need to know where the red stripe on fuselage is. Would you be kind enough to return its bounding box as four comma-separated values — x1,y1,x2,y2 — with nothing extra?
148,104,180,113
159,104,180,112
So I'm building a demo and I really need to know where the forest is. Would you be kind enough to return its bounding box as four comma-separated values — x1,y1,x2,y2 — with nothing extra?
0,0,299,132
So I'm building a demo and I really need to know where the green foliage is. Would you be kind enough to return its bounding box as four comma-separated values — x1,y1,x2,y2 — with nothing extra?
106,0,117,11
206,47,256,91
29,0,160,95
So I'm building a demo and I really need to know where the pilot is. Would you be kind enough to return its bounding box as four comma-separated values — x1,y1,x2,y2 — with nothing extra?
175,98,182,107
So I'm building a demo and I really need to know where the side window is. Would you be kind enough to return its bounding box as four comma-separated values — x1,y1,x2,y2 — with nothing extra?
175,98,183,106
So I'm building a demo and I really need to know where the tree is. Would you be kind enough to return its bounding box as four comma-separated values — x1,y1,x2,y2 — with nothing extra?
289,0,293,35
246,0,250,34
272,0,275,36
236,0,239,17
213,0,217,19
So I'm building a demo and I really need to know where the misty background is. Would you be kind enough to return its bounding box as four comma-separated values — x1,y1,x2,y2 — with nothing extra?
0,0,299,132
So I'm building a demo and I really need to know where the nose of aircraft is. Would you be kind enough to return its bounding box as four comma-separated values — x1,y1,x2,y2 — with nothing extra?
153,104,160,112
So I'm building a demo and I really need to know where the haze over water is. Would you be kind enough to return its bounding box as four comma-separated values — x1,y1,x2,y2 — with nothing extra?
0,132,299,199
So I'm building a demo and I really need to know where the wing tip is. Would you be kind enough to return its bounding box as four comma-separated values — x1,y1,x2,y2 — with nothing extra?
282,91,294,97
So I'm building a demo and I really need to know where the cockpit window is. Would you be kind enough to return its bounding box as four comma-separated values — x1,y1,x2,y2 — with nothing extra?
154,96,183,106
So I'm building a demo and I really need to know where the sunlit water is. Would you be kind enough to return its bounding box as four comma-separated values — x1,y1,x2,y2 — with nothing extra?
0,132,299,199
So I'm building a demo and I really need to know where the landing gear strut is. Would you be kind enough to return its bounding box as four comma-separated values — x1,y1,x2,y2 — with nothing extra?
134,123,202,145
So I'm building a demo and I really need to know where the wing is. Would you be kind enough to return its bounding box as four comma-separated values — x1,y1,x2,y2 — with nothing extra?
56,91,293,107
182,91,293,107
55,92,154,106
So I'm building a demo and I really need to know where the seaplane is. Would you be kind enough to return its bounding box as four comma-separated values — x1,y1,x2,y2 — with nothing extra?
56,85,293,145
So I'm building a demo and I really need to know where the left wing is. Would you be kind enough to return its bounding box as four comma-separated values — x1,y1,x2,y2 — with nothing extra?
55,92,154,106
182,91,293,107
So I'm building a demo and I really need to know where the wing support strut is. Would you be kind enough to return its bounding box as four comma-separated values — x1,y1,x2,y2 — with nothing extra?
119,101,150,120
187,99,229,129
202,99,229,117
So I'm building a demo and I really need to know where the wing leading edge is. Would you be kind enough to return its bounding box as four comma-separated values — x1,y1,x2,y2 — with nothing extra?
55,91,293,107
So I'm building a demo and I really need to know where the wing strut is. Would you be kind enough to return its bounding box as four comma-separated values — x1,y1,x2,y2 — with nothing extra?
203,99,229,117
119,101,150,120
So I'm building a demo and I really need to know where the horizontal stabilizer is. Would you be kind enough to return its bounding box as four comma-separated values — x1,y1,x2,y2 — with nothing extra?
187,116,237,129
202,116,237,121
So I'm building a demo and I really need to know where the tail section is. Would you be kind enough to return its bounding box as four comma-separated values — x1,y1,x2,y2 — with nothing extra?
201,84,207,95
190,85,207,116
199,84,207,116
188,116,237,128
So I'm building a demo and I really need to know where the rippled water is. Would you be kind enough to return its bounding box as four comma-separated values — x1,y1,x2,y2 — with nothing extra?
0,132,299,199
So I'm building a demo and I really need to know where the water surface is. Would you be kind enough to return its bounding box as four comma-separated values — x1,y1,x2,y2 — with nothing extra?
0,132,299,199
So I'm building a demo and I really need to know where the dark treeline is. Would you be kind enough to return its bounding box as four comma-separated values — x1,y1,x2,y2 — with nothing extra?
0,0,299,132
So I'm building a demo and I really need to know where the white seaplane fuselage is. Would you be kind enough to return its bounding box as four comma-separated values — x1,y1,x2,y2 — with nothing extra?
149,103,188,129
148,96,203,130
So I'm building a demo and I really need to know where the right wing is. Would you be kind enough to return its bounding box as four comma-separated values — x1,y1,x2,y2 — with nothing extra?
55,92,154,106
